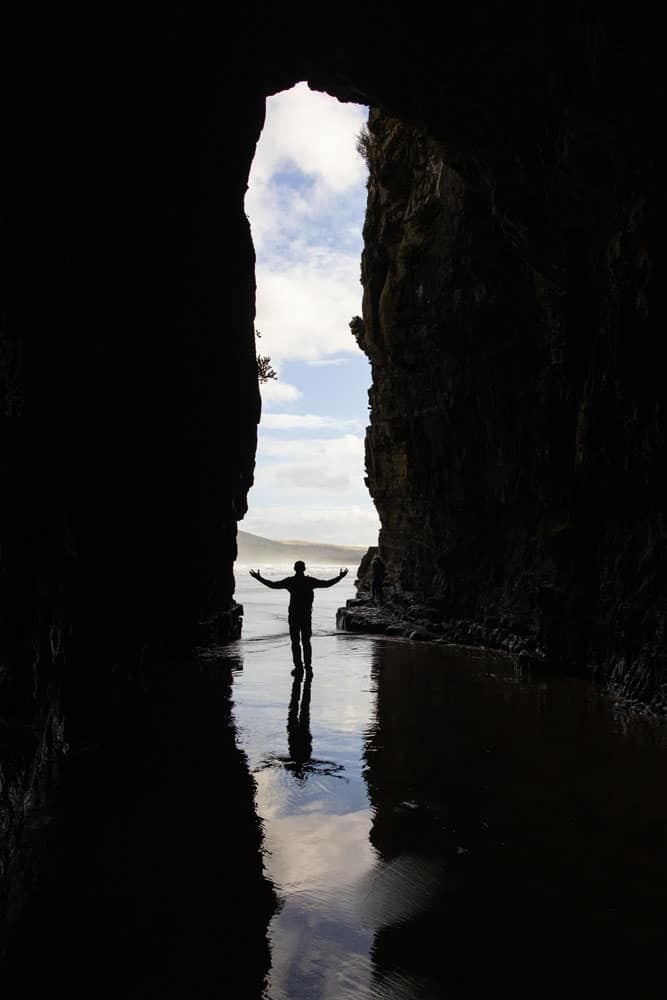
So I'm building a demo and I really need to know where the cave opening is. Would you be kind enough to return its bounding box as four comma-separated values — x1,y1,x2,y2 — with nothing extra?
240,83,380,565
2,11,662,694
3,11,667,990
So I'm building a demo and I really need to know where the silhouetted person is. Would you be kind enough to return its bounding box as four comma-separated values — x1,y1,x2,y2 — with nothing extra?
287,671,312,779
249,561,348,673
370,554,385,603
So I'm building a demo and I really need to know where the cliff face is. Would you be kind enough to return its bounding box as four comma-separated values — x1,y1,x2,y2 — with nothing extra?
355,101,665,704
2,11,266,955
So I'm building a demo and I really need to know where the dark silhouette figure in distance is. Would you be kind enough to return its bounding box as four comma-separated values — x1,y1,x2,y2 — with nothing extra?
370,554,385,603
249,561,348,674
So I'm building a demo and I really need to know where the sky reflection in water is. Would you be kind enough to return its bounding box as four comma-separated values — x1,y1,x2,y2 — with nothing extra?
232,569,667,1000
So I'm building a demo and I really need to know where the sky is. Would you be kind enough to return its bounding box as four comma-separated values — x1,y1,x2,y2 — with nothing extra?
242,82,381,547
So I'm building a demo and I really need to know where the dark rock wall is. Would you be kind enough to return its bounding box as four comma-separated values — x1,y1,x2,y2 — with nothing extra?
353,40,666,707
355,112,549,617
2,9,267,956
4,14,264,671
0,680,63,956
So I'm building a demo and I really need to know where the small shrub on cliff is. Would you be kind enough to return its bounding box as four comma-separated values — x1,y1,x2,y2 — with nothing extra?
255,329,277,383
356,124,373,167
257,354,276,382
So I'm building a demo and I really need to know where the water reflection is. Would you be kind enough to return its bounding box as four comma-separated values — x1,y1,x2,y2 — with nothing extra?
364,640,667,1000
232,573,667,1000
256,673,346,782
287,672,313,780
3,645,275,999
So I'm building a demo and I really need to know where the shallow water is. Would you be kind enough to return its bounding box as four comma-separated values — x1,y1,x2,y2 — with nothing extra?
233,565,667,999
6,568,667,998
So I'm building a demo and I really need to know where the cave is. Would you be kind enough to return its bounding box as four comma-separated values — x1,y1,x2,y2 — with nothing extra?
2,4,666,989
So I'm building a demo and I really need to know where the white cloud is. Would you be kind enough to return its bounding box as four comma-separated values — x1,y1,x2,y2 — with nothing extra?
277,467,350,489
254,252,362,364
245,83,367,257
306,357,350,367
245,83,368,366
241,505,379,547
241,84,377,546
257,432,364,463
248,82,366,195
252,779,377,999
245,433,379,544
261,413,361,432
256,793,373,886
260,380,302,406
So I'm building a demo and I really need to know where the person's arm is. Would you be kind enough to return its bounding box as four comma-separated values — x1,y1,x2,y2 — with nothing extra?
249,569,288,589
312,568,349,588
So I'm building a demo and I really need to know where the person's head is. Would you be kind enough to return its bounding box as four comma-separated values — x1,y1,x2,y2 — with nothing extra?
294,560,306,575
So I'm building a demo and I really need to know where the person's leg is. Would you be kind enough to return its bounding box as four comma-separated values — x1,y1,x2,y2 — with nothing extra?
289,618,303,671
301,618,312,671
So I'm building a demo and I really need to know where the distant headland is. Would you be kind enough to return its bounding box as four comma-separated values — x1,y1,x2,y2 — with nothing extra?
236,530,368,568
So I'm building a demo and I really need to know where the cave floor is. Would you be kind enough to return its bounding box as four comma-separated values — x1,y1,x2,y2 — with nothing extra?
232,574,667,1000
4,572,667,999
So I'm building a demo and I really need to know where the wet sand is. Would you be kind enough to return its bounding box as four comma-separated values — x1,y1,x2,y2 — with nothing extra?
3,566,667,998
233,567,667,999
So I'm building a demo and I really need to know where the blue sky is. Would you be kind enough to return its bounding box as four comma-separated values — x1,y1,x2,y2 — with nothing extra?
243,83,380,546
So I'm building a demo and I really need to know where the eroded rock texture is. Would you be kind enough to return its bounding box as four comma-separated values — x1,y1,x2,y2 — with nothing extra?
353,85,665,707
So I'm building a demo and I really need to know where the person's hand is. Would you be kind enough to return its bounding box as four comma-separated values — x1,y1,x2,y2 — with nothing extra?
340,568,348,578
249,569,261,580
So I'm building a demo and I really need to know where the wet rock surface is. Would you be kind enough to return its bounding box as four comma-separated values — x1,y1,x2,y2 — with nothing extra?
337,597,545,666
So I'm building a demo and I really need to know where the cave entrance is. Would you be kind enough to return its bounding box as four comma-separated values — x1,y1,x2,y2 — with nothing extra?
240,83,380,566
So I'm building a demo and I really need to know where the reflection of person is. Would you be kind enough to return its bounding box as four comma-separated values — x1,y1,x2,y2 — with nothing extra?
370,554,385,603
287,671,312,780
249,561,348,674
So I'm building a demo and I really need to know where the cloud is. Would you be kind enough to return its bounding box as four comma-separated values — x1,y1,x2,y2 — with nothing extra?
261,413,362,432
241,505,380,547
260,380,302,406
241,84,378,545
245,83,368,366
247,170,365,258
257,432,364,463
306,357,350,367
248,82,367,198
257,796,373,889
254,251,362,364
277,467,350,490
252,781,377,998
261,433,358,485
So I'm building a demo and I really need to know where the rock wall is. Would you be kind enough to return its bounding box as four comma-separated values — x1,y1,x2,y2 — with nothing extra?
0,680,63,957
2,8,266,956
354,95,665,705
